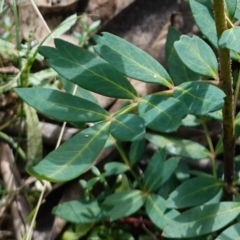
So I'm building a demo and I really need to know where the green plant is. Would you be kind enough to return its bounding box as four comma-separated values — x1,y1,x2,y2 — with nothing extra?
14,0,240,239
74,17,101,50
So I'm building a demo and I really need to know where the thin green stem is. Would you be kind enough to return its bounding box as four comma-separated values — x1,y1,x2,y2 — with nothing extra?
11,0,21,51
14,103,24,161
112,102,138,117
226,16,234,28
0,115,18,131
114,140,142,188
0,131,26,160
0,0,4,13
200,119,217,178
213,0,235,199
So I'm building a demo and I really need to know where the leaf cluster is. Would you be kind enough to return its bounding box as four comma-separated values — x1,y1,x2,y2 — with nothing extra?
14,0,240,239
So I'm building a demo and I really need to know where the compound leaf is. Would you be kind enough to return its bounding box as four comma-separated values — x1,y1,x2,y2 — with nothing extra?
15,87,109,123
162,202,240,238
93,32,173,88
40,39,137,99
173,81,225,115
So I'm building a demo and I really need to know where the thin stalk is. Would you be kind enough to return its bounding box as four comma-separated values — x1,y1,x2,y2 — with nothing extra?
11,0,21,50
114,140,143,188
113,102,138,117
0,0,4,13
213,0,235,199
0,115,18,131
0,131,26,160
200,119,217,178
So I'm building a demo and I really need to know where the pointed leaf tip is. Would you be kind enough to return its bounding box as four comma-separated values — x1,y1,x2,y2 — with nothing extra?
32,122,110,182
40,39,137,99
163,202,240,238
94,32,174,88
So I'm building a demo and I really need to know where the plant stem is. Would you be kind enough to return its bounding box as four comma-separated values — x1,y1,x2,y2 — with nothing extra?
0,131,26,160
213,0,235,199
200,119,216,178
114,140,143,188
11,0,21,51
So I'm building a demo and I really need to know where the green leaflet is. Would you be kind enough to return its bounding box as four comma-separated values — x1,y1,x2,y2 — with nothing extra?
235,0,240,19
139,95,188,133
175,161,190,181
143,149,180,192
174,35,219,79
93,32,174,88
216,222,240,240
43,14,77,45
104,162,130,177
190,0,217,47
15,87,109,123
28,68,58,86
103,190,146,221
24,103,42,165
162,202,240,238
219,27,240,54
146,133,210,159
181,114,201,127
190,0,240,61
53,200,109,223
208,110,223,121
62,224,94,240
110,114,145,141
166,26,200,85
173,81,225,115
225,0,237,20
143,149,166,192
31,121,110,182
166,176,224,209
128,139,146,166
39,39,137,99
146,194,179,230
